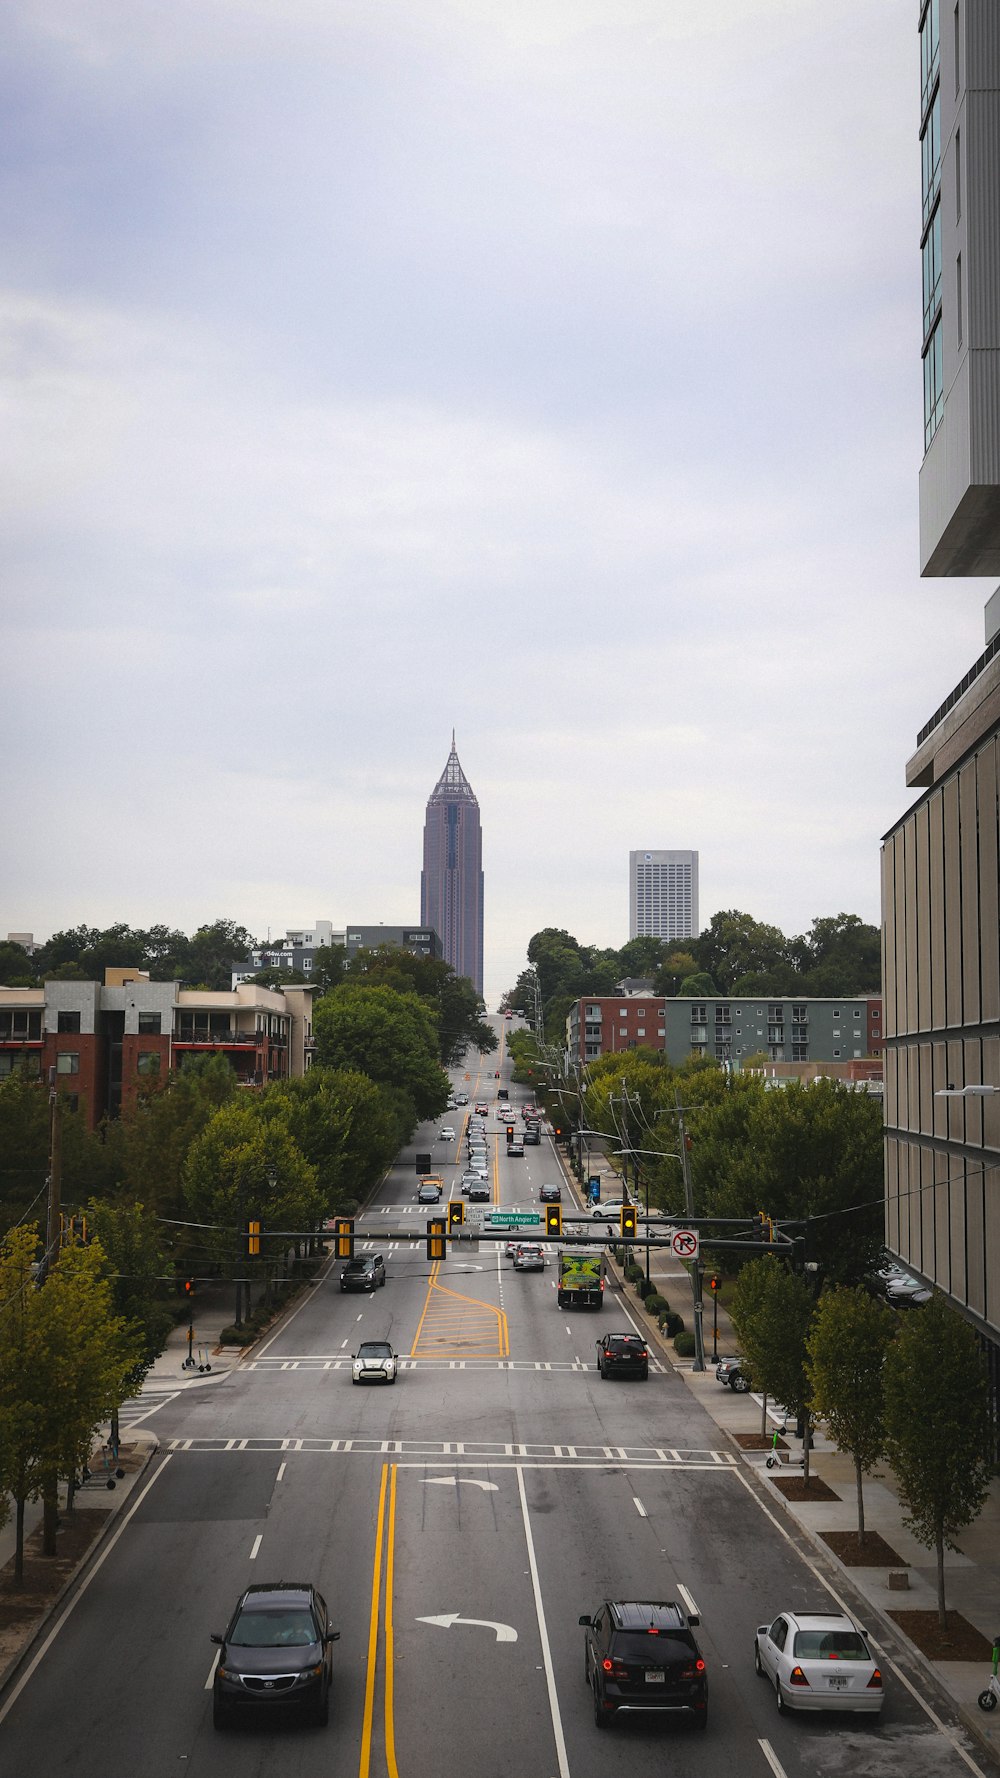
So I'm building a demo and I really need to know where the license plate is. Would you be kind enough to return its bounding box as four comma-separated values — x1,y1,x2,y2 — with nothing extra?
645,1670,664,1684
827,1675,848,1689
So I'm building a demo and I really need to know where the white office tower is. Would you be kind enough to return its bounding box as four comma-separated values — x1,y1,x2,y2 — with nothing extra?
629,850,699,942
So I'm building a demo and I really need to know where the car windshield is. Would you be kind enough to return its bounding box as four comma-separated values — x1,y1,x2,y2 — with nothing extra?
231,1608,317,1647
359,1343,392,1357
793,1630,869,1660
345,1261,368,1274
612,1630,694,1662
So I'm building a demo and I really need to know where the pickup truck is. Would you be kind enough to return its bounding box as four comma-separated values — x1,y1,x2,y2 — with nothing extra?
557,1250,605,1310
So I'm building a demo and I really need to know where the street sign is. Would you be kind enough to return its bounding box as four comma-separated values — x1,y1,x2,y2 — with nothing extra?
587,1176,601,1201
487,1210,542,1228
670,1228,700,1260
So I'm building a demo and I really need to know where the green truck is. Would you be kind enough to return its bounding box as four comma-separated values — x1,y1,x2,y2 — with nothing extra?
557,1249,605,1310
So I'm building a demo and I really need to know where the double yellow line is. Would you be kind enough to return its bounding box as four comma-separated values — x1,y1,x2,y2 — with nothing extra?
359,1463,399,1778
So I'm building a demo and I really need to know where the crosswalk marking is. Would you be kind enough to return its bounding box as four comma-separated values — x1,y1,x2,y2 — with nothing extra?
163,1435,737,1468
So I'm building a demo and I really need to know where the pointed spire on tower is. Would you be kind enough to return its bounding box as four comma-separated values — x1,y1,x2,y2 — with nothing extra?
428,734,478,803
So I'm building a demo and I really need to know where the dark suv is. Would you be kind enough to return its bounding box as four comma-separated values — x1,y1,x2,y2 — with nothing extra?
340,1254,386,1293
579,1601,707,1730
596,1332,649,1379
211,1582,339,1727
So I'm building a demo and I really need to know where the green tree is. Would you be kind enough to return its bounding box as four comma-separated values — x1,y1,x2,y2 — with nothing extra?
310,943,348,993
882,1294,993,1627
691,910,790,994
806,1287,896,1543
653,951,698,995
312,983,448,1121
262,1068,403,1212
86,1200,173,1387
731,1257,816,1477
118,1052,238,1222
183,1102,323,1299
677,971,718,996
0,941,38,985
790,914,881,996
184,919,259,989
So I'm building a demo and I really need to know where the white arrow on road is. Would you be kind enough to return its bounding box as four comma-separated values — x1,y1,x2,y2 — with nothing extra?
422,1477,498,1492
416,1613,517,1643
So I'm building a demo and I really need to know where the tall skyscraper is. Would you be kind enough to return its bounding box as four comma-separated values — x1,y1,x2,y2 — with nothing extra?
420,736,484,994
629,850,698,943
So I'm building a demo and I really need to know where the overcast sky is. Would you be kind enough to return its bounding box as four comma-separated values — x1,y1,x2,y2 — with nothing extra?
3,1,994,1006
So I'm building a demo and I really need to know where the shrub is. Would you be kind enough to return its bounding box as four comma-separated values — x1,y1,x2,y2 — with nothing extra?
674,1331,696,1357
624,1262,644,1285
644,1293,669,1318
661,1311,685,1338
635,1276,655,1300
219,1325,248,1347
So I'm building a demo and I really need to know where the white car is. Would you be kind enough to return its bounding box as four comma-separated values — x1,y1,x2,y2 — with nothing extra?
351,1340,398,1385
438,1126,456,1141
455,1092,469,1105
513,1244,545,1271
755,1610,884,1715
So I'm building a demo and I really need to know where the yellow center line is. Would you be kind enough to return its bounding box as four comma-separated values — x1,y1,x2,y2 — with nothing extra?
409,1256,440,1351
385,1465,399,1778
358,1463,389,1778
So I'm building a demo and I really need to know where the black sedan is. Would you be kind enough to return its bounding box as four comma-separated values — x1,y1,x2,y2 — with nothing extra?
211,1582,339,1727
596,1332,649,1379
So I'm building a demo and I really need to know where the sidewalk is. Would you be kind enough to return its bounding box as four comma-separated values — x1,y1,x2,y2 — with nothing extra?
559,1138,1000,1763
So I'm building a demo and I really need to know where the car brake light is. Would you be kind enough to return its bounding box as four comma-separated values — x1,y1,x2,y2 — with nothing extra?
602,1657,613,1672
695,1658,705,1672
867,1669,883,1690
789,1665,810,1687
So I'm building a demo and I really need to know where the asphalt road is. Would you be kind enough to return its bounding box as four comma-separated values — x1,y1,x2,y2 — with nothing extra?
0,1028,991,1778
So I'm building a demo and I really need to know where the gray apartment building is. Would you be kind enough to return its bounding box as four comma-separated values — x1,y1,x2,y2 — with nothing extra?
628,850,699,942
879,3,1000,1398
567,995,882,1071
234,920,442,984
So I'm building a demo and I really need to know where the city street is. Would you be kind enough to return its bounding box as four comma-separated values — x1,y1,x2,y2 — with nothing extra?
0,1043,990,1778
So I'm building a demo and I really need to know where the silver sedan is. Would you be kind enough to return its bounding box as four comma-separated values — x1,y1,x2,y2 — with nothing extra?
755,1610,884,1715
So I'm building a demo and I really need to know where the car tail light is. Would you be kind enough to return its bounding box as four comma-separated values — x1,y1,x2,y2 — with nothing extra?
789,1666,810,1687
679,1659,706,1678
867,1669,883,1690
695,1658,706,1672
602,1658,628,1679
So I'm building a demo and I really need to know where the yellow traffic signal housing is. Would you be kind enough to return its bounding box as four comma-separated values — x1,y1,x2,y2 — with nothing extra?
545,1203,562,1238
619,1204,637,1239
335,1217,354,1259
447,1199,464,1232
248,1219,261,1257
427,1217,447,1260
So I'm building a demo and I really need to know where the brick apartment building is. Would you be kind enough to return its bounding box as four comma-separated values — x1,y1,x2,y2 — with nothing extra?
566,993,883,1073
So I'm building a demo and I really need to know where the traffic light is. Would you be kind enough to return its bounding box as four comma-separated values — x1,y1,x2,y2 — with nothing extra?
708,1274,721,1293
620,1204,638,1239
447,1199,464,1233
248,1219,261,1257
427,1217,447,1260
335,1217,354,1260
545,1203,562,1238
182,1278,195,1298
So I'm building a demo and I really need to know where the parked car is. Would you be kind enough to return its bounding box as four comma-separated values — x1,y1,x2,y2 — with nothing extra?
340,1254,386,1292
352,1340,398,1385
596,1332,649,1379
716,1355,750,1392
513,1243,545,1271
754,1610,884,1716
417,1179,443,1204
539,1183,561,1202
580,1600,707,1730
592,1201,624,1219
211,1582,339,1728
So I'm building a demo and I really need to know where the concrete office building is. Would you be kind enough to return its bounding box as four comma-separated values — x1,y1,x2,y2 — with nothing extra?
918,0,1000,574
880,3,1000,1402
420,736,484,995
628,850,699,942
234,921,442,984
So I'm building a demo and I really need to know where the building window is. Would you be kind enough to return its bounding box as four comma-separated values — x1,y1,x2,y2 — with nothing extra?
137,1052,160,1075
792,1044,809,1061
922,207,942,338
690,1005,706,1022
956,253,963,345
921,89,941,229
920,0,940,114
138,1012,161,1035
57,1010,81,1033
57,1052,79,1075
923,317,945,446
791,1005,807,1021
955,126,961,217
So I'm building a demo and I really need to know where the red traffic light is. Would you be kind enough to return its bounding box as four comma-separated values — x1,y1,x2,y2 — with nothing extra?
183,1278,195,1297
708,1275,720,1293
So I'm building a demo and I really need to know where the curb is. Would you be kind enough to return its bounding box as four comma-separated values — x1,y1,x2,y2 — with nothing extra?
0,1430,160,1700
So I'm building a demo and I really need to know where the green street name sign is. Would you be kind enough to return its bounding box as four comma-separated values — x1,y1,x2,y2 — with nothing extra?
488,1211,542,1228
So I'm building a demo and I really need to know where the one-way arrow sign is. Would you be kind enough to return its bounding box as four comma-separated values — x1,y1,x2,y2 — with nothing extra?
415,1613,517,1643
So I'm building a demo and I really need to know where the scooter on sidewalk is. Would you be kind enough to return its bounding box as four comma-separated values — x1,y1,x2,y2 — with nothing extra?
977,1636,1000,1711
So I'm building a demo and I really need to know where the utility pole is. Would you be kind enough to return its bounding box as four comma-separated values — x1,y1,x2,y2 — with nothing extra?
676,1090,705,1372
43,1065,62,1284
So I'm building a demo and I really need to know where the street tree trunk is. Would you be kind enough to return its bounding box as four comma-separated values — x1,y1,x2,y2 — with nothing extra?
855,1454,866,1544
936,1530,948,1629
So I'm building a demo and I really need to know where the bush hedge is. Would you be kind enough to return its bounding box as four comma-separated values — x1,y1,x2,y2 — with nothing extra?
674,1331,696,1357
644,1293,670,1318
624,1262,644,1285
660,1311,686,1337
634,1276,655,1300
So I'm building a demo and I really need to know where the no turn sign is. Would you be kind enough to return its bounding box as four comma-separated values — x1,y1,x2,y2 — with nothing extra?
670,1228,700,1261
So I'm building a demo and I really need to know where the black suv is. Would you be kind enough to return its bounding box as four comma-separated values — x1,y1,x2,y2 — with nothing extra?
340,1254,386,1293
579,1601,707,1730
596,1332,649,1380
211,1582,339,1727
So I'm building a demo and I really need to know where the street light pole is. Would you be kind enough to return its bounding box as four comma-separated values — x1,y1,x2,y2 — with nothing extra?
676,1091,706,1372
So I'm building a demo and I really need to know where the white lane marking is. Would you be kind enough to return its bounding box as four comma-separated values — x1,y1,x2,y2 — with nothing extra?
758,1741,787,1778
633,1496,647,1517
276,1462,285,1482
205,1649,220,1690
0,1455,174,1727
733,1467,990,1778
516,1465,570,1778
249,1533,263,1559
677,1582,699,1619
340,1339,348,1348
